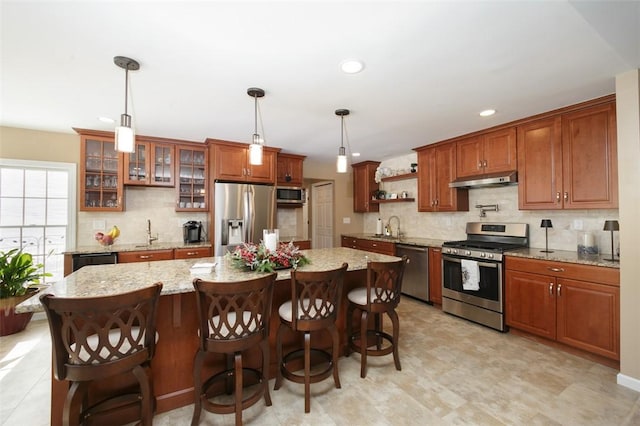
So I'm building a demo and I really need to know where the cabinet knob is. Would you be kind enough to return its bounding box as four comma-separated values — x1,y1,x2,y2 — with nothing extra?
140,255,151,259
564,192,568,202
478,161,483,169
557,283,562,297
547,267,565,273
556,192,561,202
549,282,554,296
483,160,488,167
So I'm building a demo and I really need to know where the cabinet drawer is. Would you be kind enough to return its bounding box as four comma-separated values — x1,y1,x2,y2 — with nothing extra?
118,249,174,263
356,239,395,255
174,247,212,259
292,240,311,250
341,236,358,248
505,256,619,286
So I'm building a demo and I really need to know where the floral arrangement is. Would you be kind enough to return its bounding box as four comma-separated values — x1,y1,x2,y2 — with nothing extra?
228,241,310,273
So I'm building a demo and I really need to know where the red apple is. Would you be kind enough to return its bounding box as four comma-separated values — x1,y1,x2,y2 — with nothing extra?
101,235,114,246
95,232,104,241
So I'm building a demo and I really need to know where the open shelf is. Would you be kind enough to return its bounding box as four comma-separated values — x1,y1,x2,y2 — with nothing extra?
371,198,415,204
381,173,417,182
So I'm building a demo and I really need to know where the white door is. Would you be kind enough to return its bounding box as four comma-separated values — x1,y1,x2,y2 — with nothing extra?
311,182,334,249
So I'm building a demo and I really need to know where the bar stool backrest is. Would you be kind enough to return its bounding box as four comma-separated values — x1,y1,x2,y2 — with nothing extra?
289,263,348,331
365,257,408,311
193,273,276,353
40,282,163,383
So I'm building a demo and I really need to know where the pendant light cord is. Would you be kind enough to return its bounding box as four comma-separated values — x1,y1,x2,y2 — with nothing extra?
123,64,129,116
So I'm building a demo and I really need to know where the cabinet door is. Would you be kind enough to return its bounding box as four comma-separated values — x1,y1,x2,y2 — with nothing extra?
80,136,124,211
456,136,483,178
434,143,467,212
176,146,208,211
556,278,619,360
482,127,517,174
356,238,395,256
277,154,304,187
151,144,174,186
352,161,379,213
123,142,149,185
505,270,556,339
212,143,247,181
341,236,358,249
428,247,442,305
561,103,618,209
247,149,276,183
517,116,563,210
417,148,435,212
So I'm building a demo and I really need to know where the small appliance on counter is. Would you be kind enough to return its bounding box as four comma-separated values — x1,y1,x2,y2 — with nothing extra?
183,221,203,243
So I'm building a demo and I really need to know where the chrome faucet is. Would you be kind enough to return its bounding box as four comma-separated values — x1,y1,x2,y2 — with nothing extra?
146,219,158,245
387,215,401,238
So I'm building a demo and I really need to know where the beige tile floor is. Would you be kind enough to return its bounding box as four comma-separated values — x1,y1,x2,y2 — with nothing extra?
1,298,639,425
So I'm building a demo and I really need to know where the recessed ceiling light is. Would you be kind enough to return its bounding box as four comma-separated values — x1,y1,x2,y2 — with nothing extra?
340,59,365,74
479,109,496,117
98,116,115,123
352,152,361,157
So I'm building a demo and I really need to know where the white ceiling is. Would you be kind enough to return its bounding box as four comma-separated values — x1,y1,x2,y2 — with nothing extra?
1,1,638,164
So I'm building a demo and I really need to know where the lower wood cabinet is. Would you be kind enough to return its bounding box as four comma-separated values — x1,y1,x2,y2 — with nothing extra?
173,247,213,259
341,236,395,256
428,247,442,305
292,240,311,250
505,256,619,360
117,249,175,263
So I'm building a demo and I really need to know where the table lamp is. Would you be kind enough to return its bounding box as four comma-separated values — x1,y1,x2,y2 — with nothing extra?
540,219,553,253
603,220,619,261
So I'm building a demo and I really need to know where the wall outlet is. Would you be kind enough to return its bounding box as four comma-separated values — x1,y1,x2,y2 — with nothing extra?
343,217,351,224
573,219,584,230
93,219,106,230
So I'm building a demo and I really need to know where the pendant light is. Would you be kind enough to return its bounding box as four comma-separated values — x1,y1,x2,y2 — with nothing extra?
113,56,139,153
247,87,265,165
335,109,349,173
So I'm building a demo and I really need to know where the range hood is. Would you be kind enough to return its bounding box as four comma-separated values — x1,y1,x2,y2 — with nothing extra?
449,171,517,188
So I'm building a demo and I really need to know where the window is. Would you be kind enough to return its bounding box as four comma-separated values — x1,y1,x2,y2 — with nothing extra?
0,159,76,283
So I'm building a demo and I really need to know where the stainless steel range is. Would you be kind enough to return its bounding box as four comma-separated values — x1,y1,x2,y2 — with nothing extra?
441,222,529,331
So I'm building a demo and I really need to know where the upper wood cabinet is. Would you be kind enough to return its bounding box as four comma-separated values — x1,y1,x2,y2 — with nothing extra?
77,130,124,212
456,127,517,178
517,101,617,210
123,138,175,187
176,145,208,212
416,143,468,212
208,139,278,184
277,153,305,187
352,161,380,213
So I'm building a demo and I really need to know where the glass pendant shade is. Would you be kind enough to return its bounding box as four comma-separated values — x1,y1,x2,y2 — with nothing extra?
249,138,263,166
114,113,135,153
336,146,348,173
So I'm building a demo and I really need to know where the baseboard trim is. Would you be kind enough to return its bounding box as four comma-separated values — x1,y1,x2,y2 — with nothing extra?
617,372,640,392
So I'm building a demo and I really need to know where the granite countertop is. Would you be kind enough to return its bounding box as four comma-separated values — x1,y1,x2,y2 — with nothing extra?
505,248,620,269
17,247,399,313
342,233,445,248
64,241,212,255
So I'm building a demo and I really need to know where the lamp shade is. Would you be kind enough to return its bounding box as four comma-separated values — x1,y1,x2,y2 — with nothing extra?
540,219,553,228
603,220,619,231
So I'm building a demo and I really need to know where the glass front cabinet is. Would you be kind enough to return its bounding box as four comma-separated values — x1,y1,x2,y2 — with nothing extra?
176,145,208,211
123,138,175,187
79,133,124,211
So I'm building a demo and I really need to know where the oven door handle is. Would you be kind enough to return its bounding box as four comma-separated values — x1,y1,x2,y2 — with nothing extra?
442,255,500,269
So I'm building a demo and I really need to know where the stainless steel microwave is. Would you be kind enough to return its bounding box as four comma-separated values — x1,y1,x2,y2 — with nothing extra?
276,187,305,204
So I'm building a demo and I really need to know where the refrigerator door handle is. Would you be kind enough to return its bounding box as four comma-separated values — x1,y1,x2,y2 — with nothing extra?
243,185,253,244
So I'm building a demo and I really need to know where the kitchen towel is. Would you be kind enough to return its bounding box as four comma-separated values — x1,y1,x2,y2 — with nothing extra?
461,259,480,291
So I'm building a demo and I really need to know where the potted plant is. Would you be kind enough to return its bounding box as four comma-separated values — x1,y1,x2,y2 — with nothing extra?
0,248,51,336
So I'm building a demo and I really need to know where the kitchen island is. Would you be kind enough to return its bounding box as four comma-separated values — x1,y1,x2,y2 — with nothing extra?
17,247,399,425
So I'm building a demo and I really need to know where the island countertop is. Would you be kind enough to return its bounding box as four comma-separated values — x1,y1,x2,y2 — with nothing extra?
18,247,399,313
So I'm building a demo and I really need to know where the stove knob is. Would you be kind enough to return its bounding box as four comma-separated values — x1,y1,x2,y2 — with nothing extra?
465,250,471,256
488,253,494,259
452,249,457,255
480,252,486,258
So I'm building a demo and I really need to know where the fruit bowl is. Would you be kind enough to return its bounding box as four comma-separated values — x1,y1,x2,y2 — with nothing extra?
95,226,120,247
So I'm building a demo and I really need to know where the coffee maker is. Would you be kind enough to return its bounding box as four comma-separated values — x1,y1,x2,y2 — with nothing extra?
183,221,202,243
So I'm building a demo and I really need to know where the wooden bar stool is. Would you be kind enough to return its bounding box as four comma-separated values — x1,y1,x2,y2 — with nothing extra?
346,256,407,378
191,273,276,426
39,282,163,426
274,263,348,413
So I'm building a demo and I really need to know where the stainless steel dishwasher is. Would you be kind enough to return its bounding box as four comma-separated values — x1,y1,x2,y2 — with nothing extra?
71,252,118,272
396,244,430,303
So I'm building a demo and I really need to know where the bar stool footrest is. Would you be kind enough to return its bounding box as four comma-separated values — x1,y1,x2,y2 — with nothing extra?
281,348,334,384
349,329,395,357
201,367,266,415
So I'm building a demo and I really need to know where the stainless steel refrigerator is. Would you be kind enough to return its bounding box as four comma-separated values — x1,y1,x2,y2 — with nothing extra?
213,182,276,256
